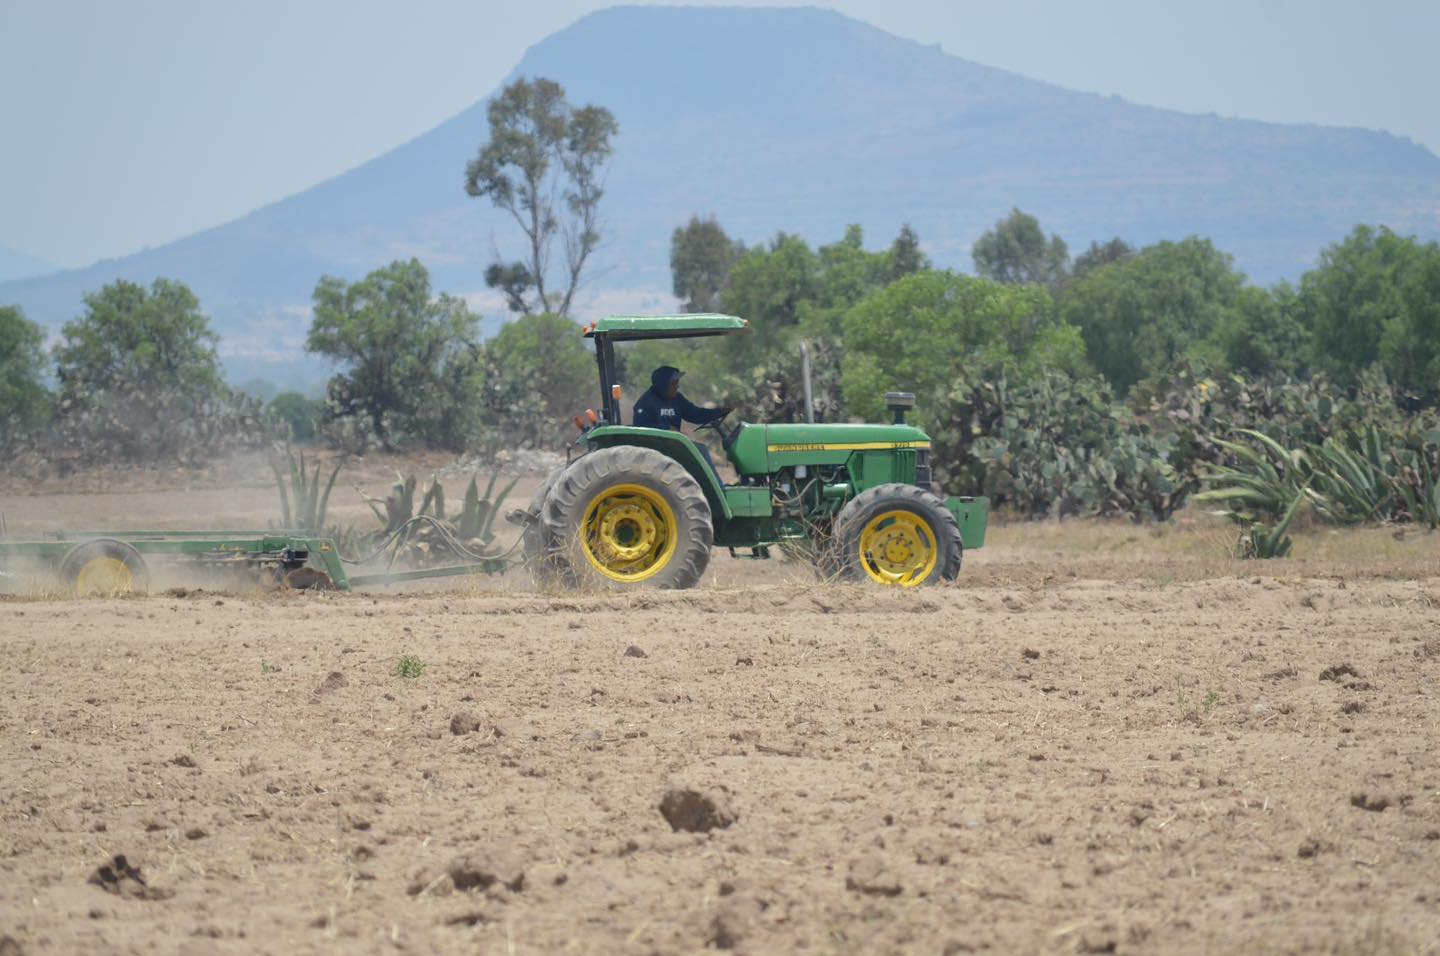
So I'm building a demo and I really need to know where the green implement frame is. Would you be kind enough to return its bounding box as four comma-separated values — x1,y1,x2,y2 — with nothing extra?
0,529,513,592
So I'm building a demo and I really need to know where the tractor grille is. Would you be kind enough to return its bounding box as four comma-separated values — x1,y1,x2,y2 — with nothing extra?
915,449,933,489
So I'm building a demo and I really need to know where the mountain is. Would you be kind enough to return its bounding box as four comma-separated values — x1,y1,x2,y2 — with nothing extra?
0,241,58,284
4,5,1438,384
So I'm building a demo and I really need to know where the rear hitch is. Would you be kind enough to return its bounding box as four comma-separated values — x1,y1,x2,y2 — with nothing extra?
506,507,539,528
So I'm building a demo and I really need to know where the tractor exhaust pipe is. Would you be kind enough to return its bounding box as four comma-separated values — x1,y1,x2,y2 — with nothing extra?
800,340,815,423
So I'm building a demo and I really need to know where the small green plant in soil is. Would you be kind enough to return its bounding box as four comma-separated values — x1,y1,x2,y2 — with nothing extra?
395,655,425,679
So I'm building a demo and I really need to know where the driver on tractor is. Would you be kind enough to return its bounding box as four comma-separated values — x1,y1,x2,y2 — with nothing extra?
633,366,732,474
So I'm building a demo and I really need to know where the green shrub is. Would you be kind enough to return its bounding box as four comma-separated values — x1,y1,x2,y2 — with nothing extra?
933,367,1183,520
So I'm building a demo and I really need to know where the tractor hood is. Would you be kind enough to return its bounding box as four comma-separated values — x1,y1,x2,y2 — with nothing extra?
728,422,931,475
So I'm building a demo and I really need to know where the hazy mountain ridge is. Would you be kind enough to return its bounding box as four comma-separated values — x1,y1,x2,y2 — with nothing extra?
3,4,1437,383
0,241,58,284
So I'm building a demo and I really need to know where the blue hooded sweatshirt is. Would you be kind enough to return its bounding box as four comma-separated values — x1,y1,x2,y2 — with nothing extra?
632,366,726,430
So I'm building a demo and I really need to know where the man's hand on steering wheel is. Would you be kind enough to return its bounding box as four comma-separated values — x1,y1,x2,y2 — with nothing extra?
697,406,738,446
697,405,734,430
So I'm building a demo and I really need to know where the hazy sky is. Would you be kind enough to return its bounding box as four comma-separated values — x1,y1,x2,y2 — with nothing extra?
3,0,1437,268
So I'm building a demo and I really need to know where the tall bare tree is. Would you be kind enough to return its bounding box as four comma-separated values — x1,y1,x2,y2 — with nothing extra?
464,77,618,317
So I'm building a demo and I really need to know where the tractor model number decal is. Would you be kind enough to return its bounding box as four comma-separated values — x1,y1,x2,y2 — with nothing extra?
766,441,932,452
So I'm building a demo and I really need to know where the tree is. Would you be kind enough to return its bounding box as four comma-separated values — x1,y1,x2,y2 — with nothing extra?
1299,225,1432,386
1071,238,1134,280
885,223,930,282
464,77,618,318
841,271,1086,424
670,215,744,313
0,304,51,451
972,208,1069,288
475,313,595,449
306,259,481,451
1378,243,1440,397
1060,238,1246,393
267,392,323,443
52,279,236,461
1210,283,1310,377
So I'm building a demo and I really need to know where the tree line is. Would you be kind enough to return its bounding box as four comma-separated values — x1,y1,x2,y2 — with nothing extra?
3,74,1436,523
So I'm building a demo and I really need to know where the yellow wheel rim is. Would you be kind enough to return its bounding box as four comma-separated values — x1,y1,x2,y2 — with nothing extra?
75,556,134,595
581,483,678,583
857,510,938,586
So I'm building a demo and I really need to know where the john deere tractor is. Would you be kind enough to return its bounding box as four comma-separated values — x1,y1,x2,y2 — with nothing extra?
511,314,987,588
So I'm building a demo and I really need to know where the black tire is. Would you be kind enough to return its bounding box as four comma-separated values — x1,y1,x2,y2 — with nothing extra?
60,538,150,595
829,484,962,586
541,446,712,589
521,465,572,586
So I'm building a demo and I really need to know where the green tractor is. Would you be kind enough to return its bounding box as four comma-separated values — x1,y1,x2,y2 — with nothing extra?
511,314,987,588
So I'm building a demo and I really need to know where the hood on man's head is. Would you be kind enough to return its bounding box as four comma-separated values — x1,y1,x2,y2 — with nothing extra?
651,366,683,392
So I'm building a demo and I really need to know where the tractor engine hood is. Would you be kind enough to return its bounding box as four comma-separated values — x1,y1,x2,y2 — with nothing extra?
728,422,931,475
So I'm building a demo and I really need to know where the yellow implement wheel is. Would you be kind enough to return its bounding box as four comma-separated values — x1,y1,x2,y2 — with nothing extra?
75,557,134,595
60,539,150,596
581,483,678,582
857,510,938,586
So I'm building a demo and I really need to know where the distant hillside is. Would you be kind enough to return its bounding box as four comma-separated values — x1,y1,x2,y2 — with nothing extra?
0,241,57,284
4,4,1438,384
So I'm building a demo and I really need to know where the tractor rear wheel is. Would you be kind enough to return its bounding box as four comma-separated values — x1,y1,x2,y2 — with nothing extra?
522,465,572,586
542,446,713,589
830,484,961,587
60,539,150,596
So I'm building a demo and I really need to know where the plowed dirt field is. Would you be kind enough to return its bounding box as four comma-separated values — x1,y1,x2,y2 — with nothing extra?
2,459,1438,954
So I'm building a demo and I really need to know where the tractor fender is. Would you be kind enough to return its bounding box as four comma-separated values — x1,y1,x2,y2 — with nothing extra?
581,425,732,522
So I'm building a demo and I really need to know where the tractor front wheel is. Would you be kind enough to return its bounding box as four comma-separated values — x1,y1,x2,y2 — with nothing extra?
542,447,713,589
831,484,961,587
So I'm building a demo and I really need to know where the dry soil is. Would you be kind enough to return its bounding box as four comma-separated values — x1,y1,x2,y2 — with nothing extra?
1,458,1438,954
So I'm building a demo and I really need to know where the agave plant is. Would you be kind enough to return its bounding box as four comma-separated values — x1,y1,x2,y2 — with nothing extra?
270,443,345,531
457,470,519,544
357,467,518,563
1306,428,1390,525
1237,492,1304,559
1192,428,1309,522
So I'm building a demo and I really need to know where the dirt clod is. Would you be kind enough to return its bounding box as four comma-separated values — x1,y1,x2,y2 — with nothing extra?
88,854,172,901
1319,663,1360,682
447,848,525,893
846,855,903,897
658,788,736,833
0,935,23,956
623,644,648,658
1021,648,1041,660
1351,793,1390,813
170,754,196,768
315,671,347,696
711,896,763,949
449,711,482,735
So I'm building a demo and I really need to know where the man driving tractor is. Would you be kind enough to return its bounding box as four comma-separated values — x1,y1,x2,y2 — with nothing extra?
632,365,732,473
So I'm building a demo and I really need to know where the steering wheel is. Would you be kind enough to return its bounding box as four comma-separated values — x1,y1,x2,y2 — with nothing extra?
695,408,739,448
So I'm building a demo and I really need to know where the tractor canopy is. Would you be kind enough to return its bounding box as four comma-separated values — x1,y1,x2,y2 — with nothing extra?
585,314,752,425
582,313,750,341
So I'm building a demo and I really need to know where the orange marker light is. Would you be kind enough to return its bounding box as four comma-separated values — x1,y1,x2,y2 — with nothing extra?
611,384,622,400
585,408,599,425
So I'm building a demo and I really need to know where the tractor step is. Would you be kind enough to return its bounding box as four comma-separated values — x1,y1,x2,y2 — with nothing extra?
727,546,771,560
